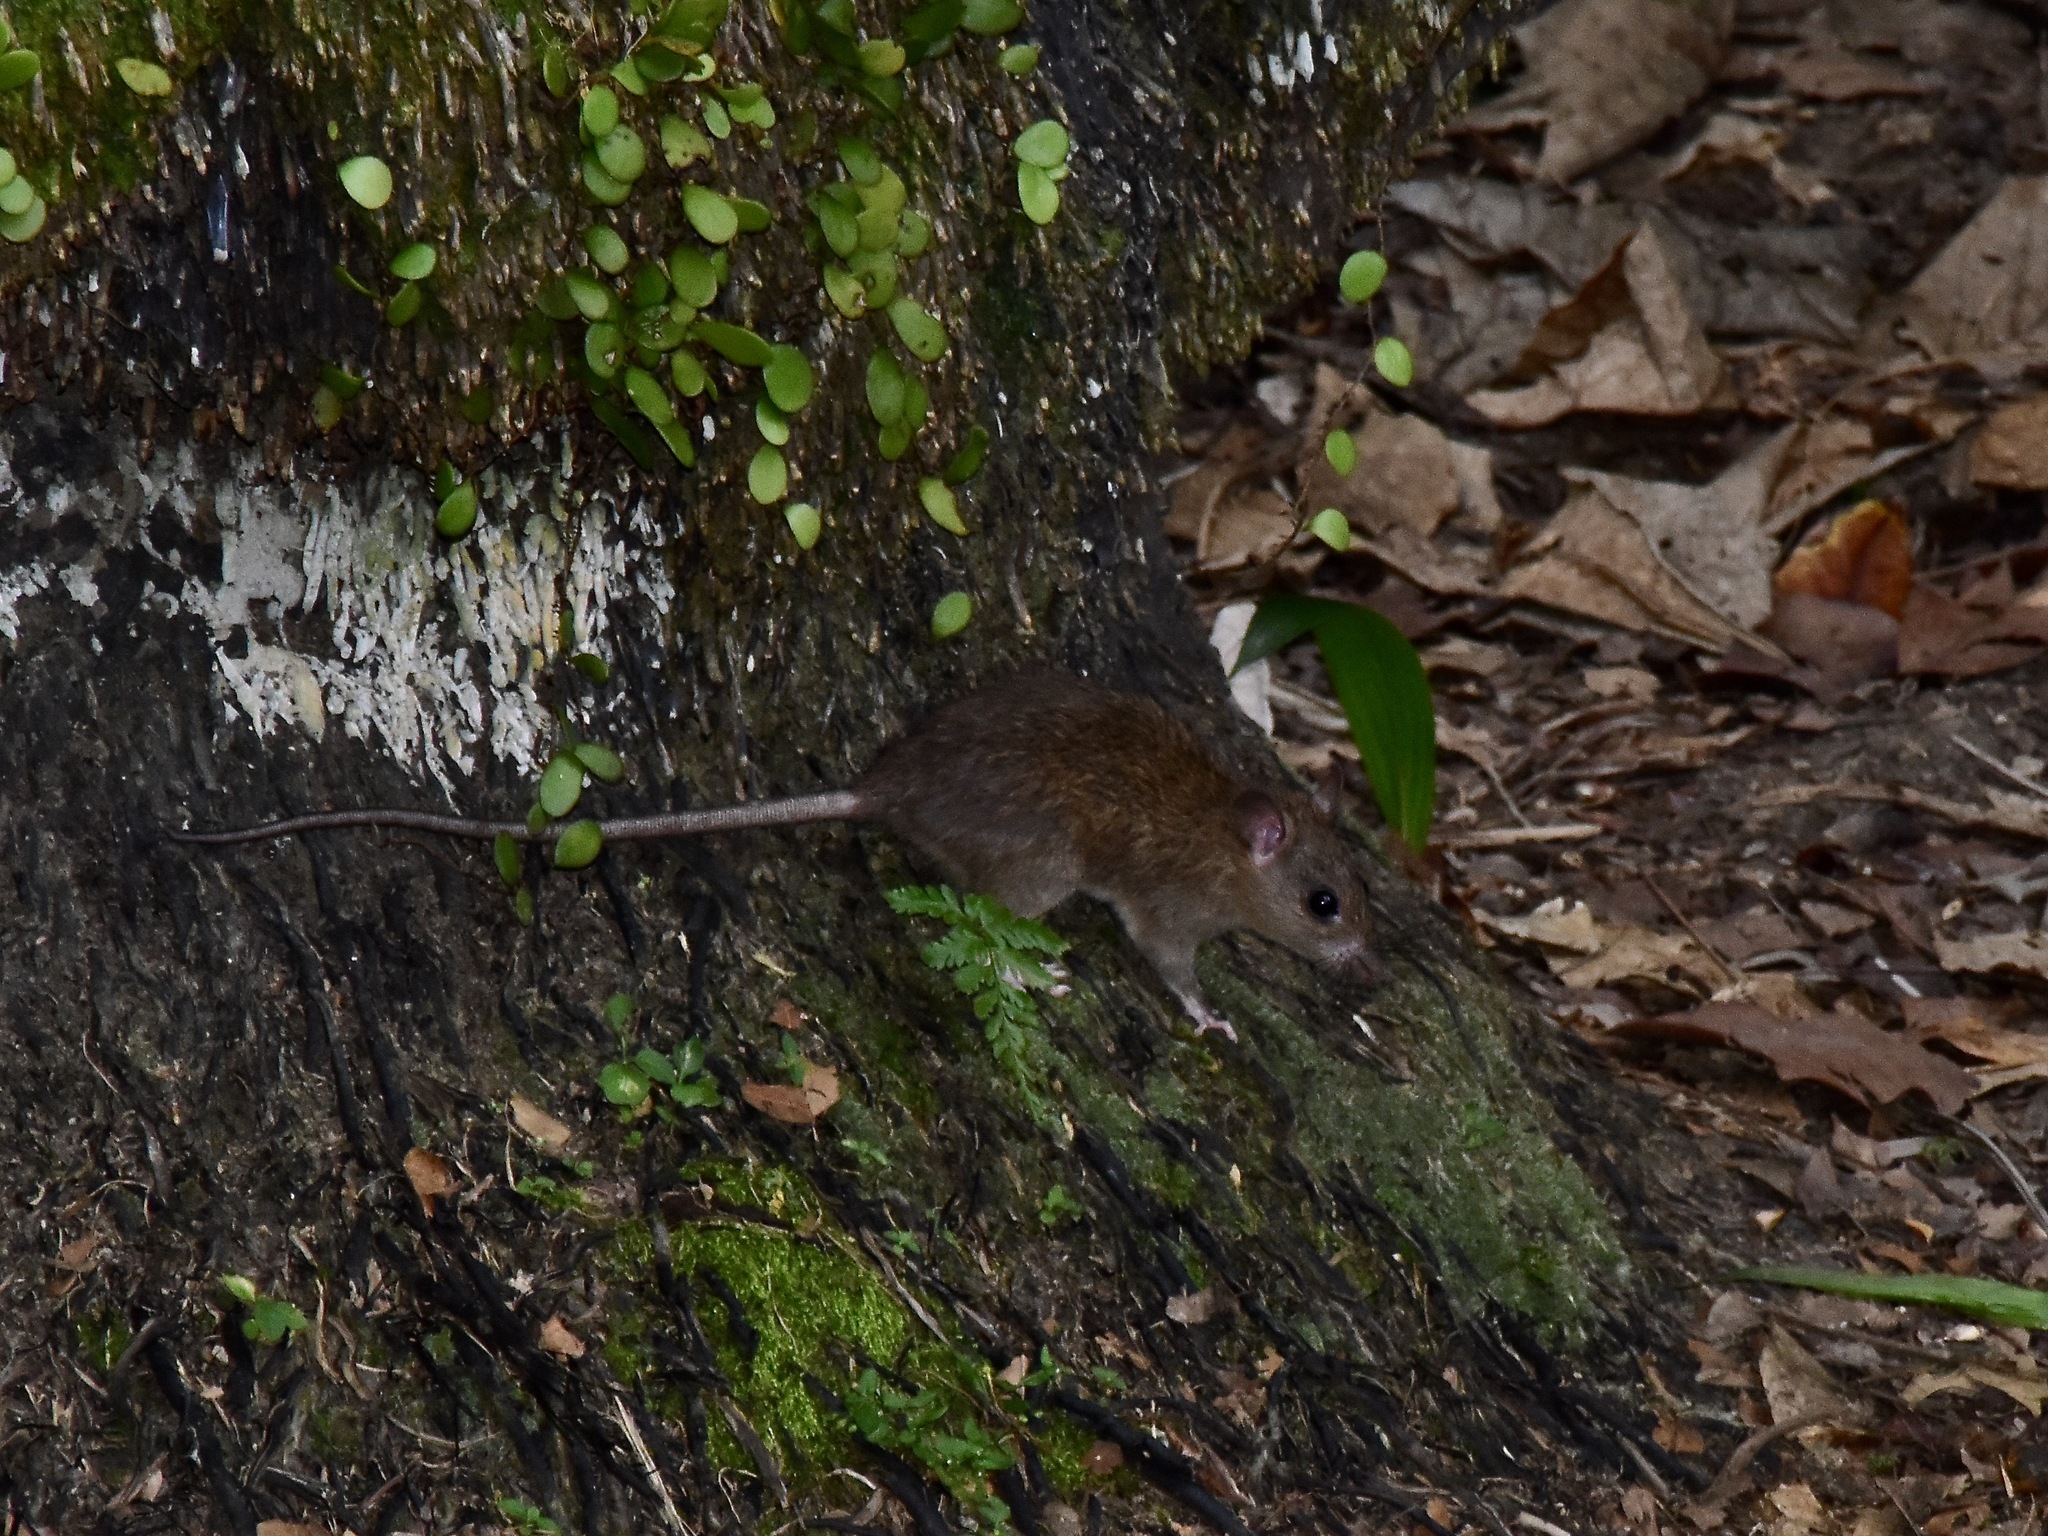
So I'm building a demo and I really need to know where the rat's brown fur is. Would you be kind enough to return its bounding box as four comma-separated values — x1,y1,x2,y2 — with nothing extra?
173,670,1375,1038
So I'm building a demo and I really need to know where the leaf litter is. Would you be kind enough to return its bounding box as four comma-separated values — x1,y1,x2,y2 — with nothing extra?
1168,0,2048,1521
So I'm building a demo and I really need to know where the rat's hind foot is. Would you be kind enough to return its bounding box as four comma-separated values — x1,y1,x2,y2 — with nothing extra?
1174,989,1238,1043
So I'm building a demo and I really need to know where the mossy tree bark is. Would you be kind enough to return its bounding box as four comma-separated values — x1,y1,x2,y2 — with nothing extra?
0,0,1673,1529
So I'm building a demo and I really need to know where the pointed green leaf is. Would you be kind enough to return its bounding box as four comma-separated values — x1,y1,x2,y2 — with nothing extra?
1017,162,1058,224
943,425,989,484
575,742,626,782
692,319,772,367
1236,594,1435,850
763,345,815,413
930,592,971,638
919,477,966,534
1324,429,1357,476
785,502,821,549
116,57,174,96
584,225,630,273
866,350,906,426
1373,336,1415,388
1310,508,1351,550
435,482,480,538
493,833,522,886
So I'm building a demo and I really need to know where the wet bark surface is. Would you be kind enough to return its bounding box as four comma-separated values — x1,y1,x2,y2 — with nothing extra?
0,0,1701,1529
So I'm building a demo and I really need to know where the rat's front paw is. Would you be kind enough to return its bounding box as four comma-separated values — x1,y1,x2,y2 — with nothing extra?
1178,994,1238,1043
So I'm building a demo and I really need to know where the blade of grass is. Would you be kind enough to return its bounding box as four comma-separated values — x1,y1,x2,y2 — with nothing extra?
1236,593,1436,851
1734,1264,2048,1330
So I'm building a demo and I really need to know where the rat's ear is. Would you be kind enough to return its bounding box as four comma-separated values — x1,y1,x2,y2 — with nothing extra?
1235,792,1291,867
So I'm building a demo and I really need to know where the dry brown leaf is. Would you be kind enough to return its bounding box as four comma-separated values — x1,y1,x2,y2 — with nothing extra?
510,1094,574,1155
1696,910,1807,965
1897,580,2048,677
1654,1412,1707,1454
1469,225,1730,427
1474,898,1604,953
1083,1440,1124,1474
256,1525,328,1536
998,1354,1031,1387
1932,929,2048,983
1723,37,1928,100
1584,665,1660,702
770,998,806,1031
1663,112,1832,206
54,1233,103,1272
741,1064,841,1125
1758,1325,1862,1429
1902,1367,2048,1415
1763,418,1935,535
1774,501,1912,618
1764,1481,1829,1536
1193,487,1297,572
1902,996,2048,1092
1498,483,1745,649
1971,395,2048,489
404,1147,457,1214
1165,1289,1219,1325
1299,411,1462,540
1455,0,1732,183
1352,524,1498,598
1563,927,1714,990
1893,176,2048,360
1801,900,1873,939
1688,1335,1758,1389
538,1314,587,1358
1614,1002,1974,1113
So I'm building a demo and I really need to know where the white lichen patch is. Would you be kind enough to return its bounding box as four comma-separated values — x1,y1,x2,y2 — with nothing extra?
0,415,667,791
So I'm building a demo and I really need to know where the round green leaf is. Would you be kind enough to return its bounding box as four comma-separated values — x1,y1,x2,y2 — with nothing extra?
999,43,1040,74
598,1061,651,1106
338,155,393,210
581,86,620,141
1013,119,1070,167
584,225,630,273
756,397,790,445
1017,162,1058,225
574,742,626,782
564,270,613,320
858,37,905,75
0,149,18,187
538,753,585,818
310,384,344,432
887,297,947,362
493,833,522,885
624,365,674,424
657,419,698,467
611,55,649,95
597,126,647,184
1324,429,1358,477
385,282,422,327
0,175,33,216
838,137,882,184
1310,507,1352,551
514,887,535,924
220,1273,260,1304
963,0,1024,33
671,348,709,396
822,263,867,318
584,321,623,379
702,96,731,139
0,50,39,91
682,185,738,244
943,424,990,484
570,651,611,683
896,209,932,258
629,260,672,307
115,57,173,96
580,153,631,206
1339,250,1388,305
785,502,821,549
435,481,479,538
693,319,772,367
918,477,966,535
763,345,815,413
866,350,906,426
930,591,972,639
541,43,570,98
390,242,437,280
662,114,712,168
1373,336,1415,388
748,445,788,504
668,246,719,308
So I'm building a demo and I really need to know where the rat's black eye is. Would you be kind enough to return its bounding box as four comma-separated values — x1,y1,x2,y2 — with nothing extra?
1306,887,1341,922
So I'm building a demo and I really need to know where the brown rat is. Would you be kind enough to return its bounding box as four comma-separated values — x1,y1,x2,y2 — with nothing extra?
173,671,1376,1039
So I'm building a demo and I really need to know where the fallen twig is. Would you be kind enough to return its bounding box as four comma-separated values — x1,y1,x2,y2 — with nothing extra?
1754,782,2048,841
1437,823,1602,850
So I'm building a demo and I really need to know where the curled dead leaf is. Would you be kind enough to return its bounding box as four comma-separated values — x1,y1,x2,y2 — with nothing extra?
1165,1288,1219,1325
54,1233,103,1272
770,998,805,1031
404,1147,458,1213
510,1094,574,1155
741,1064,841,1125
538,1314,586,1358
1083,1439,1124,1474
1774,500,1912,618
1970,394,2048,490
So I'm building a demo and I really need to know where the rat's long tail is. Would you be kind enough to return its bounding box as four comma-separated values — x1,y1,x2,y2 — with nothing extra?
170,791,867,847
